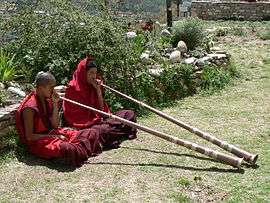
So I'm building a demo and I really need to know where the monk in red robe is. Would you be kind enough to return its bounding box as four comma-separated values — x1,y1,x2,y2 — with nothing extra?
16,72,105,166
63,56,137,148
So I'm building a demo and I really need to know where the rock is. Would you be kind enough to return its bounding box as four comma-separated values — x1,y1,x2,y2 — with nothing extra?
160,24,167,29
196,56,211,66
205,28,217,34
148,68,164,77
7,87,26,97
126,31,137,39
207,54,227,59
161,29,171,37
0,103,19,130
170,51,181,63
0,82,5,89
6,81,20,88
165,47,174,54
210,47,228,54
210,46,221,52
140,53,150,61
177,41,188,54
184,57,197,65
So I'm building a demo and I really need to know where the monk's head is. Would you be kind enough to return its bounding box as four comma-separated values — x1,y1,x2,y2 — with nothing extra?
85,58,97,86
35,71,56,98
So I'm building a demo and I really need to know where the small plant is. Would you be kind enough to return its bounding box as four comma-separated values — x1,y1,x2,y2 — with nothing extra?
0,49,16,82
177,177,191,187
202,34,215,52
169,193,191,203
231,26,247,37
171,17,205,50
215,27,229,37
257,29,270,40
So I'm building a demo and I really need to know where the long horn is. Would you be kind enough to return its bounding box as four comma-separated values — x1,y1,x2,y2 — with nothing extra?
100,83,258,165
60,96,243,168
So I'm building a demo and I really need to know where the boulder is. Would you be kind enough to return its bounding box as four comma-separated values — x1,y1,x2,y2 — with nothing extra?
184,57,197,65
170,50,181,63
177,41,188,54
126,31,137,39
161,29,171,37
7,87,26,97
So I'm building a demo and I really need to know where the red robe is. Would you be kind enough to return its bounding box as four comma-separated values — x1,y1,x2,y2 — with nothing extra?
63,58,137,147
16,91,103,166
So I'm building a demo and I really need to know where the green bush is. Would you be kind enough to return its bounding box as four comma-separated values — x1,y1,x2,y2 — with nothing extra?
2,0,151,112
1,0,238,113
159,64,195,102
200,65,231,93
0,49,16,82
171,17,205,50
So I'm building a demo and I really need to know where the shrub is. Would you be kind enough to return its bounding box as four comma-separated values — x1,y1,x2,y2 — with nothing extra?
159,64,195,102
200,65,231,93
2,0,151,112
171,17,205,50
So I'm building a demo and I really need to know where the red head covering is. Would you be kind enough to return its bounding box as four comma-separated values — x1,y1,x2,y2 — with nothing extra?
63,57,110,129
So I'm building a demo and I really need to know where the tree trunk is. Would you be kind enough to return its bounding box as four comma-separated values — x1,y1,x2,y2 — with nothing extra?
176,0,180,18
166,0,173,28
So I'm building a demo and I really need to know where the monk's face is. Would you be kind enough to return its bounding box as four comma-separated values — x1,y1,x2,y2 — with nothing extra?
86,67,97,86
39,80,56,98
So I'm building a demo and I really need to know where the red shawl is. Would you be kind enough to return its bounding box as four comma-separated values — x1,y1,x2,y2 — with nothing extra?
16,91,55,144
63,58,110,129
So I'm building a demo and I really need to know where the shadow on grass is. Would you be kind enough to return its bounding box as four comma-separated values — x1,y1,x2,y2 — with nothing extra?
12,144,77,172
88,161,244,174
121,146,222,163
89,147,244,174
124,146,259,170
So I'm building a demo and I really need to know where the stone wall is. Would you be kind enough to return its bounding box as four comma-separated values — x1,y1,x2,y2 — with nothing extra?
191,1,270,21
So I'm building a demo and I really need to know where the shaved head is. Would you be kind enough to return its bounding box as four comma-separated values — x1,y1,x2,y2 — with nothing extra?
35,71,56,87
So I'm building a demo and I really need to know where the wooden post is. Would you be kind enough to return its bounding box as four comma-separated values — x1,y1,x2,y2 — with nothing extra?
166,0,173,28
176,0,180,18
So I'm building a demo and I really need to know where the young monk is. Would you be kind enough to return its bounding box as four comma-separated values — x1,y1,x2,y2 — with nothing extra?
16,71,105,166
63,56,137,148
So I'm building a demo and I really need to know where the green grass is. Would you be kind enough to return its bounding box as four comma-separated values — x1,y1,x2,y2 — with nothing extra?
0,21,270,202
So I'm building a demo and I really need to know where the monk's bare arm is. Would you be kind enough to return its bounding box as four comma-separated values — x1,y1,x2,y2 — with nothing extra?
50,90,60,129
96,88,104,111
23,108,62,141
23,108,35,141
51,102,60,128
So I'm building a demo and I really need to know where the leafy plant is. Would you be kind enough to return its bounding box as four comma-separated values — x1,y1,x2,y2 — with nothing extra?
200,65,231,93
0,49,16,82
171,17,205,50
159,64,195,102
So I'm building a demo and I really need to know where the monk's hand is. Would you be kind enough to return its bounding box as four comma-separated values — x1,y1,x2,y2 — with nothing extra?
92,79,102,93
58,135,66,140
54,85,66,97
52,89,60,104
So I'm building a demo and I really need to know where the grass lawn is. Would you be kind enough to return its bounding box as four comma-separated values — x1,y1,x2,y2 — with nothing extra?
0,21,269,202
